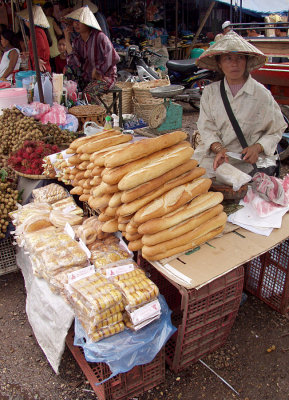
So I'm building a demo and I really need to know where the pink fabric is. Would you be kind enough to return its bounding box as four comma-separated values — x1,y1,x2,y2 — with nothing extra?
40,104,67,125
251,172,287,206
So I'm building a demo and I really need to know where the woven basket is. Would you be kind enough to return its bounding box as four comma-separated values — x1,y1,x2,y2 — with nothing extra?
12,169,51,180
133,98,162,124
133,79,170,104
101,82,134,114
69,105,106,130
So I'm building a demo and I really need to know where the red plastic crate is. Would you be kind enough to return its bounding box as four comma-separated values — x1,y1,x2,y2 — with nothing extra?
66,330,165,400
245,239,289,314
138,256,244,373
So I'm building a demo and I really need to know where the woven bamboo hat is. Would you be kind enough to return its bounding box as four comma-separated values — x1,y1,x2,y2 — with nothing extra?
196,31,266,72
17,5,50,29
74,0,98,14
64,6,101,31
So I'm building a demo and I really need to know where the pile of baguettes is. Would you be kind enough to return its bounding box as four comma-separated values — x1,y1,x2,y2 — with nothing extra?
63,129,227,261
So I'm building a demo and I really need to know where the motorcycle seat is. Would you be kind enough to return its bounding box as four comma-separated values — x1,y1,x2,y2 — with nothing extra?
167,59,199,74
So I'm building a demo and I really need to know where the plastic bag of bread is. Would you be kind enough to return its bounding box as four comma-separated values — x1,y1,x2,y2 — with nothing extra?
83,321,125,342
32,183,69,204
78,310,124,336
49,209,84,228
91,248,132,269
24,226,58,254
51,197,83,215
75,216,111,243
21,213,52,233
48,266,82,296
10,202,52,225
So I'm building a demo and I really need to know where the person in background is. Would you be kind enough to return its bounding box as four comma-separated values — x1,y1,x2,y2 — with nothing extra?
0,29,20,81
74,0,110,38
54,35,67,73
64,6,119,100
246,22,264,37
214,21,231,42
43,2,63,72
17,5,52,73
195,31,287,177
275,26,288,37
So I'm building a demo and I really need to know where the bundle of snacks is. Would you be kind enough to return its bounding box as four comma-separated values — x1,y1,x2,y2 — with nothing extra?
51,196,83,215
66,272,125,342
49,210,83,228
32,183,69,204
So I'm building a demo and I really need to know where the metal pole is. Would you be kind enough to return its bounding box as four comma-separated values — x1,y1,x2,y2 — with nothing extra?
27,0,44,103
15,0,29,52
230,0,232,22
175,0,178,53
239,0,242,23
191,1,215,49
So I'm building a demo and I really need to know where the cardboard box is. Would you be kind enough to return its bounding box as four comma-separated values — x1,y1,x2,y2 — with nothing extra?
151,213,289,290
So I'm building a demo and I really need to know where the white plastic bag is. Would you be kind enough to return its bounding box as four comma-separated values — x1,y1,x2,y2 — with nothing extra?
83,121,104,136
215,163,252,191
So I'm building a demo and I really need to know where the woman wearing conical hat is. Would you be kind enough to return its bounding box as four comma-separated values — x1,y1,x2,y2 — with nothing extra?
63,6,119,99
17,5,52,73
195,31,287,177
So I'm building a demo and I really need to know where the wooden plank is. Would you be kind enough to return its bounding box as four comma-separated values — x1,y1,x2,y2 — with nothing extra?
248,38,289,57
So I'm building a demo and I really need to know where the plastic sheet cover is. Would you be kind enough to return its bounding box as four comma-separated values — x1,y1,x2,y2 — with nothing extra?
74,295,176,384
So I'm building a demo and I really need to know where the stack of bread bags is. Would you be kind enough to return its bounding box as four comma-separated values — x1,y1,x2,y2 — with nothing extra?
62,130,226,261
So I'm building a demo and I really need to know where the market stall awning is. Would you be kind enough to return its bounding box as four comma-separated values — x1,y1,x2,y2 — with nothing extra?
215,0,289,15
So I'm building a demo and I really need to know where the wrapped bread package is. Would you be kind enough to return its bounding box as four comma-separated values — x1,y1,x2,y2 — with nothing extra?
32,183,69,204
49,210,83,228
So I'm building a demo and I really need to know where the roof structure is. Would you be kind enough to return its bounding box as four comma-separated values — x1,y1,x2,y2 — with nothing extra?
215,0,289,16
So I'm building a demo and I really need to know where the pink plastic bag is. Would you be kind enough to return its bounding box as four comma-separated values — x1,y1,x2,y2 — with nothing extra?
40,104,67,125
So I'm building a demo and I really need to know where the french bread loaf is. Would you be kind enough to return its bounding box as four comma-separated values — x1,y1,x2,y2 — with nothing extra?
90,176,102,186
98,211,113,222
104,206,118,217
126,232,143,241
133,178,212,224
105,130,187,168
118,146,194,191
79,153,90,161
91,166,104,176
108,191,123,208
142,212,227,257
70,186,83,195
79,194,90,202
102,141,191,185
138,192,223,235
88,194,112,210
118,222,127,231
142,225,225,261
89,142,131,163
128,239,143,252
77,134,133,154
118,169,207,217
142,204,223,245
121,159,198,203
72,130,120,152
93,142,132,166
101,218,119,233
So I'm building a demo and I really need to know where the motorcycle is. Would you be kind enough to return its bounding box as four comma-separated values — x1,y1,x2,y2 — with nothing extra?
117,45,215,110
166,59,216,110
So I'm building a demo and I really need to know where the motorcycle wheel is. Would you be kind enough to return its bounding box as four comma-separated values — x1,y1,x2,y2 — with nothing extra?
188,79,213,111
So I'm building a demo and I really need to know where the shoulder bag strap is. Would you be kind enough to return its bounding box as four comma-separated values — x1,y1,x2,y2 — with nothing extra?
220,78,249,148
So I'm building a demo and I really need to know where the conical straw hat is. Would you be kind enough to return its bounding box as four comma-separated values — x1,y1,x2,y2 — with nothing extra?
196,31,266,72
17,5,50,29
74,0,98,14
64,6,101,31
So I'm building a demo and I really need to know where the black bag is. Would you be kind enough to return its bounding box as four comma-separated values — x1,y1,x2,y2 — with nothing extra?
220,79,280,177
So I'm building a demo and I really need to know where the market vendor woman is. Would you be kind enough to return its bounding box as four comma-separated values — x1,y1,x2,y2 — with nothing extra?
63,6,119,100
195,31,287,177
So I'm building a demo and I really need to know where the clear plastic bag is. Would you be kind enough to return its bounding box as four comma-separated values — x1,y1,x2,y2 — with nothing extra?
32,183,70,204
84,121,104,136
215,163,251,191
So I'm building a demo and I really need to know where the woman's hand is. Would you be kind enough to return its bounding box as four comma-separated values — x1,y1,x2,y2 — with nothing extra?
39,59,46,72
213,148,229,170
241,143,263,164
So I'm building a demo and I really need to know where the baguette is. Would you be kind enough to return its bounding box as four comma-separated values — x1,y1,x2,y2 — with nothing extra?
91,166,104,176
79,153,91,161
75,171,85,180
77,134,132,154
66,148,75,154
90,176,102,186
142,212,227,257
93,142,132,166
133,178,212,224
142,225,225,261
104,206,118,217
109,191,123,208
71,130,119,151
67,155,81,165
138,192,224,235
118,222,127,231
102,141,191,185
126,222,139,234
118,215,132,224
92,182,119,197
79,194,90,202
126,231,142,241
105,130,187,168
70,186,83,195
88,194,112,210
118,146,194,191
101,218,119,233
121,159,198,203
118,168,206,217
78,161,90,170
142,204,223,246
90,142,131,163
98,211,112,222
128,239,143,252
86,162,95,170
84,169,93,178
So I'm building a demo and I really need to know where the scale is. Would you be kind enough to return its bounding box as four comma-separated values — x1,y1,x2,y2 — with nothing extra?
149,85,185,132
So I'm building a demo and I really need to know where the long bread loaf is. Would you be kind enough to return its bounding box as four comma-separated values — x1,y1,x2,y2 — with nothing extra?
117,168,206,217
101,219,118,233
105,130,187,168
70,129,120,151
109,191,123,208
118,146,194,191
77,134,132,154
121,159,197,203
142,212,227,257
142,225,225,261
138,192,223,235
142,204,223,245
132,178,211,223
128,239,143,251
102,141,191,185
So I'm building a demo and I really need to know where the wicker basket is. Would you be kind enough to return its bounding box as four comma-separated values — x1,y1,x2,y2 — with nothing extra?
133,79,170,104
133,98,163,124
12,169,51,180
101,82,134,114
69,105,106,130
